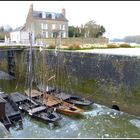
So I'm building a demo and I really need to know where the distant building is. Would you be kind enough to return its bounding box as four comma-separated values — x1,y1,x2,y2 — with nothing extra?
10,4,68,44
10,25,29,44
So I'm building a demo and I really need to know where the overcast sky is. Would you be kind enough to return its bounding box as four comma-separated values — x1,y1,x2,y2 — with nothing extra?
0,1,140,39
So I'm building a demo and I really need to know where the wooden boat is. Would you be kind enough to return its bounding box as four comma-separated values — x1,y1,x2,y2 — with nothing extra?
9,92,61,123
0,92,22,129
37,84,94,107
56,92,94,107
25,89,84,115
0,97,12,129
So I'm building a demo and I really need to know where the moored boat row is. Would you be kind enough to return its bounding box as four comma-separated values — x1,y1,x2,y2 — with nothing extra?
37,84,94,107
9,92,61,123
25,89,84,115
0,92,22,130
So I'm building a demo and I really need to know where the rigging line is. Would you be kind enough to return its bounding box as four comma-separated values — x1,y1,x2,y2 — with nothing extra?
33,48,40,88
49,51,56,90
60,53,64,91
24,48,30,94
61,53,66,91
55,50,59,90
52,51,58,89
57,52,62,91
15,50,24,90
60,52,68,93
33,48,37,87
49,51,58,90
28,32,33,108
64,55,72,94
46,51,51,85
42,48,49,103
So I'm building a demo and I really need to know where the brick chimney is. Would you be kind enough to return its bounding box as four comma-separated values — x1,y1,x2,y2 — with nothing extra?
62,8,66,17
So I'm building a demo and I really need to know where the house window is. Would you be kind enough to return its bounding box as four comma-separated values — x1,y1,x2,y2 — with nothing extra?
62,32,66,38
52,24,56,30
46,32,48,38
60,31,65,38
51,32,53,38
41,23,48,29
51,32,57,38
17,34,18,40
60,24,65,30
62,25,65,30
42,31,48,38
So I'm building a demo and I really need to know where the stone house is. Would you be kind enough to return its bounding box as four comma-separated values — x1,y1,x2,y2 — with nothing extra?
25,4,68,43
10,4,68,44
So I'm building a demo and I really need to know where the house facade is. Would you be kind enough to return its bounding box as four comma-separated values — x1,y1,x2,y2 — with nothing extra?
10,25,29,44
9,4,68,44
25,4,68,43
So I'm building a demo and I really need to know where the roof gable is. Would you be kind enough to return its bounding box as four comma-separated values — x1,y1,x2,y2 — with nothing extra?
12,24,26,32
32,10,68,21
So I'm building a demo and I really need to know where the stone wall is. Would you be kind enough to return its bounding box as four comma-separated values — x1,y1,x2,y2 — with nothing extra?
44,50,140,117
0,48,140,117
37,37,109,46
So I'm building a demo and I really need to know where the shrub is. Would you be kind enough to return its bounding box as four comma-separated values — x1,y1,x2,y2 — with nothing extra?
68,44,81,50
47,44,56,49
119,43,131,48
0,34,4,40
107,43,118,48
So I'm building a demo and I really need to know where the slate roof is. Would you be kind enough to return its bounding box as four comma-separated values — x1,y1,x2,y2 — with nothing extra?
32,10,68,22
12,24,26,32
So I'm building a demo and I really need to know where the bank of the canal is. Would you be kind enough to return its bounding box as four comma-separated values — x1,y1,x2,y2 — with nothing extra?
0,47,140,138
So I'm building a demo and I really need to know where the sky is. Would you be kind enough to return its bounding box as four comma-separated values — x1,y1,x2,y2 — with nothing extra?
0,1,140,39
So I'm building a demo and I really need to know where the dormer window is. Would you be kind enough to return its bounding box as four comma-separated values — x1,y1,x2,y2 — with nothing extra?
52,13,55,19
42,11,46,19
39,13,42,18
48,14,52,18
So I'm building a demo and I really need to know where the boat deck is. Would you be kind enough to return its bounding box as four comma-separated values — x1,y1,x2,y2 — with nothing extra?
54,92,71,100
43,96,62,107
10,92,28,103
25,89,43,98
28,106,46,114
5,100,21,118
0,92,22,129
0,92,8,99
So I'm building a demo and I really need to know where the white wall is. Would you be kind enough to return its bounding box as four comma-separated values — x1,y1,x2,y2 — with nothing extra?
20,31,29,44
10,31,20,43
10,31,30,44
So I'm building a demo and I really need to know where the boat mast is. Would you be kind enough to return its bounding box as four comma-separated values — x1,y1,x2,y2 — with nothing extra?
29,32,32,105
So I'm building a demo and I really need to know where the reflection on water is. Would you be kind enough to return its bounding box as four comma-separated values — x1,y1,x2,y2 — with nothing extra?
0,123,10,138
7,104,140,138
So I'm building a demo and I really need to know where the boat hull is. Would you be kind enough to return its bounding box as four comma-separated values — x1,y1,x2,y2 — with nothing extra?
25,89,84,115
37,85,94,107
10,92,61,123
